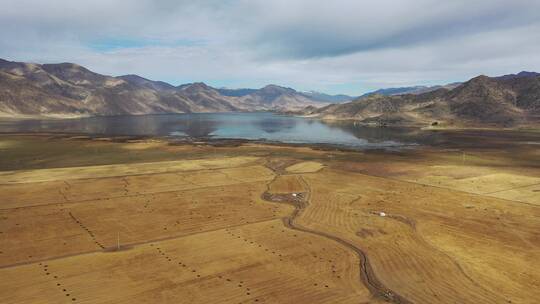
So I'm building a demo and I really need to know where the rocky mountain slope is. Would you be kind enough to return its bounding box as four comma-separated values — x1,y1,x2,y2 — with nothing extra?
307,73,540,127
0,59,332,118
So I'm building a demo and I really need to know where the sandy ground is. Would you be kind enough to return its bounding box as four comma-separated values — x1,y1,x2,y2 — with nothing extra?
0,134,539,304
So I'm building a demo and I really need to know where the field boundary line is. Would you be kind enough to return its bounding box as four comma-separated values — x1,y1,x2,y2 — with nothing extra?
0,179,272,211
0,218,280,270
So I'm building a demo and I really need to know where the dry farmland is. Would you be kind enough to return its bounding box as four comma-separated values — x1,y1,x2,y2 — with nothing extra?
0,135,539,304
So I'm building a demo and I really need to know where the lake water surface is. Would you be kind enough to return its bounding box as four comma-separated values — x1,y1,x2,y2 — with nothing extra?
0,112,534,149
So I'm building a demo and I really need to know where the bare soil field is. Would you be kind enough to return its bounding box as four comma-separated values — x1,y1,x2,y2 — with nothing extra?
0,134,539,303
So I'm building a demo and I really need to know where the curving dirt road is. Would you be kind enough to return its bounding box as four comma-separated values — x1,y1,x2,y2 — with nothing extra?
261,166,412,304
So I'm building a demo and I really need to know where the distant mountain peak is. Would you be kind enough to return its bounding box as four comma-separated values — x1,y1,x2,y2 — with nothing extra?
51,62,81,68
179,82,211,90
519,71,540,77
495,71,540,80
360,82,462,98
42,62,90,72
262,84,284,89
466,75,492,84
260,84,295,93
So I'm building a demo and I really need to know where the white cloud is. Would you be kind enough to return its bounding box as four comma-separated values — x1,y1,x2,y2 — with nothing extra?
1,0,539,95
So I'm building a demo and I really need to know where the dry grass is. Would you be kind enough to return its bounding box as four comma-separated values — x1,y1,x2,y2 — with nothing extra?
285,161,325,173
0,156,260,184
0,219,378,303
296,169,540,303
1,135,539,304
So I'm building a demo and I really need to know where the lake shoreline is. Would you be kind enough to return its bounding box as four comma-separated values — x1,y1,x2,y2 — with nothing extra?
0,131,417,153
2,125,540,154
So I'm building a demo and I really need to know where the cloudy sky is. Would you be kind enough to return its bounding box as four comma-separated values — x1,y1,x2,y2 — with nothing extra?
1,0,539,95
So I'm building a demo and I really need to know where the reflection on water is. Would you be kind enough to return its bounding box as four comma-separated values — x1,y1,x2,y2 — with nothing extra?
320,121,443,145
255,117,296,133
0,112,481,148
0,114,221,138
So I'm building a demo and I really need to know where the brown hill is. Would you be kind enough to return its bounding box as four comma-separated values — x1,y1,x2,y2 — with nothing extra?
311,73,540,127
0,59,197,117
0,59,329,118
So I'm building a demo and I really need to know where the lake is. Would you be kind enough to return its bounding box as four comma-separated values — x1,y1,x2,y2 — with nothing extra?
0,112,537,149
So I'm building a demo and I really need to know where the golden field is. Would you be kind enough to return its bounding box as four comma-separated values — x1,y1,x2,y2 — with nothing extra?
0,134,539,304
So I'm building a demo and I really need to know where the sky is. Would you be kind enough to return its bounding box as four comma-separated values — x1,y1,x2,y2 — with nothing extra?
1,0,540,95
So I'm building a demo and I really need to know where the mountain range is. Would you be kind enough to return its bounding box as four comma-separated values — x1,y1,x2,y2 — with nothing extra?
0,58,346,118
1,58,539,128
303,72,540,127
